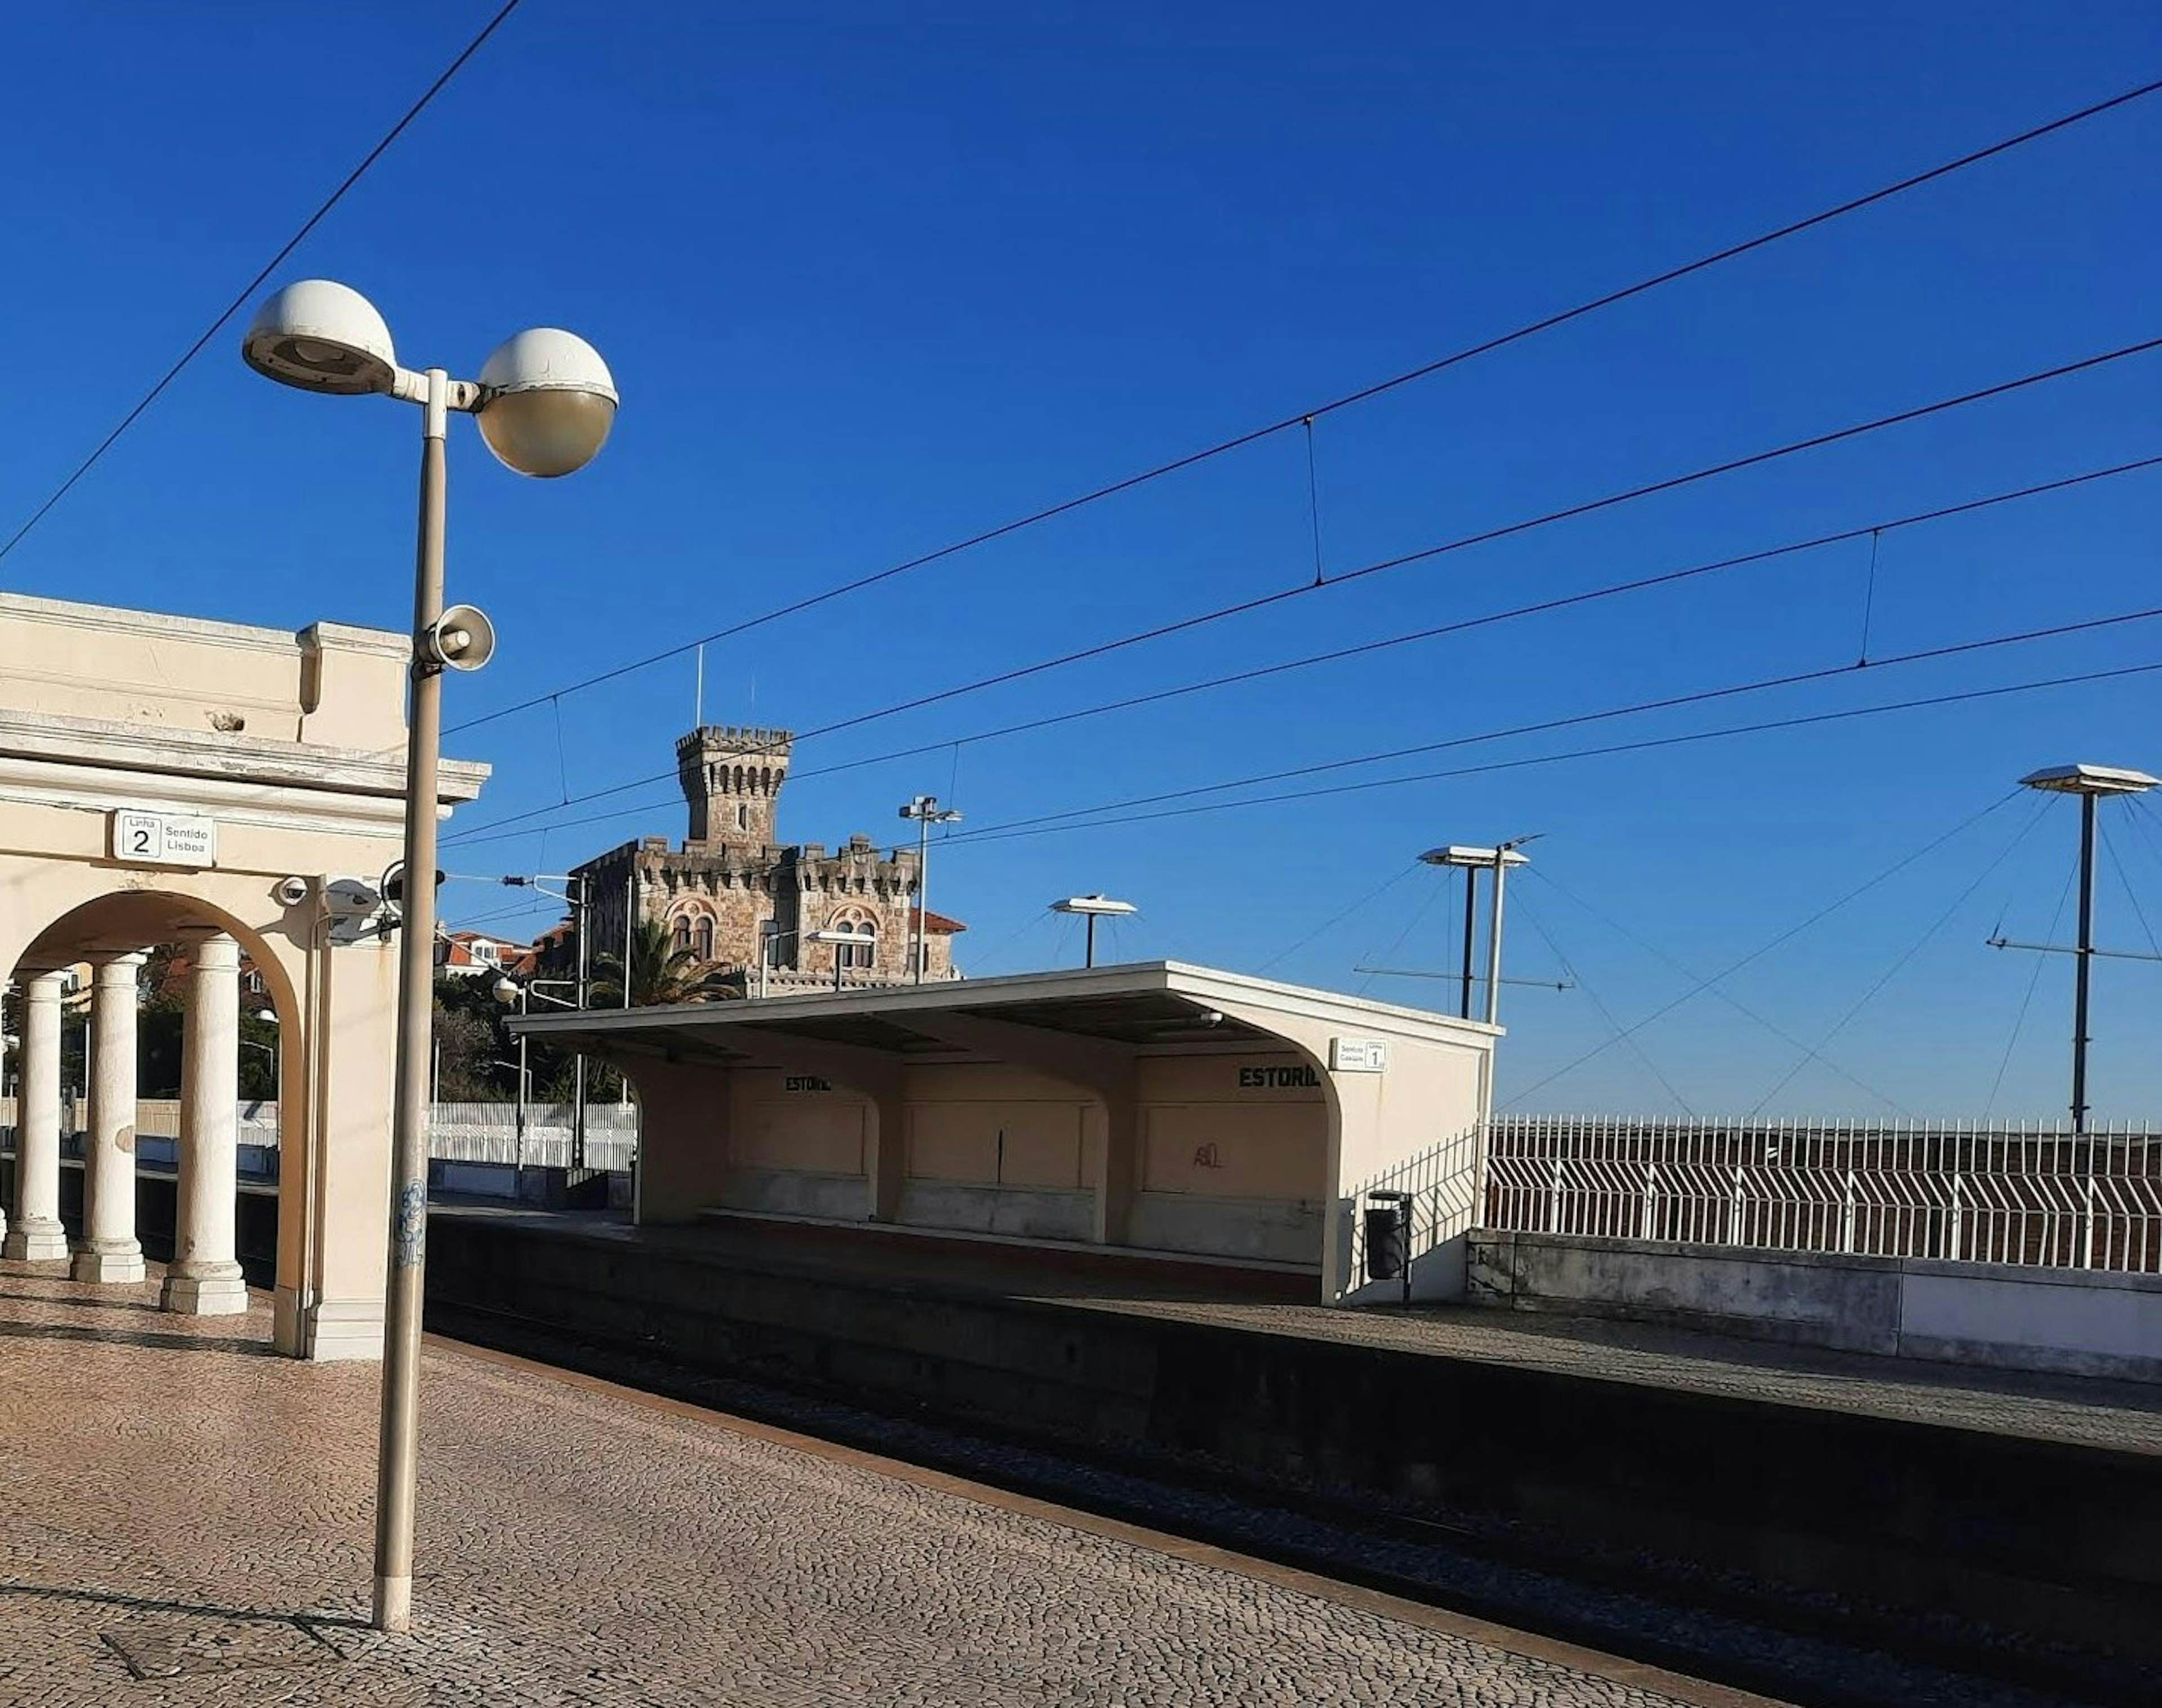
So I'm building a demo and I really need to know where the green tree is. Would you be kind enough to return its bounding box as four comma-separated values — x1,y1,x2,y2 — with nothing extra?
588,918,735,1008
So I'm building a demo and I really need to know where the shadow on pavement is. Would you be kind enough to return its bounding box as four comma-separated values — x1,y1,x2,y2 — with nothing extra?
0,1319,278,1356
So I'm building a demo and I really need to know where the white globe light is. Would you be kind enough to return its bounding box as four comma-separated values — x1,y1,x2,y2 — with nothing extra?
475,328,618,478
240,280,398,396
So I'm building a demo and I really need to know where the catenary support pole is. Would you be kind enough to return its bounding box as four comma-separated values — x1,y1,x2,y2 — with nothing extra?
374,366,449,1635
2072,789,2097,1134
1459,866,1477,1020
1484,849,1510,1027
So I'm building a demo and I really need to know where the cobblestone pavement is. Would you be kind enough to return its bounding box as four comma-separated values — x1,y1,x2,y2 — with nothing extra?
0,1261,1754,1707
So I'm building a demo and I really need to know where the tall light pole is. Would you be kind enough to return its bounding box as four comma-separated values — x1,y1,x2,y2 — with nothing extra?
2010,764,2159,1132
899,795,962,984
1049,895,1136,968
242,279,616,1635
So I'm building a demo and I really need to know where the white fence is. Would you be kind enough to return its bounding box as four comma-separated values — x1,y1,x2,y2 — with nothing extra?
424,1102,639,1171
1488,1115,2162,1275
0,1098,640,1174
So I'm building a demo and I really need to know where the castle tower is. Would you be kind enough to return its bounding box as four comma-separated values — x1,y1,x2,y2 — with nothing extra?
677,726,792,847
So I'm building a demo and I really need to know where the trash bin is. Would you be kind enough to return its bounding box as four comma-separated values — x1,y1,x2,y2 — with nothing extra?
1364,1189,1412,1282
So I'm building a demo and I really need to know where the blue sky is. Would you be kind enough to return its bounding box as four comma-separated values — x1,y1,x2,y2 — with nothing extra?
3,3,2157,1116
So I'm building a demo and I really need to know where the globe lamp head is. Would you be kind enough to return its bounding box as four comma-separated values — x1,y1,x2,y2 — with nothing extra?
475,328,618,478
240,280,398,396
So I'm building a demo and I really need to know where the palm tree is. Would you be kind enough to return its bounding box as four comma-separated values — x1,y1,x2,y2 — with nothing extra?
588,918,736,1007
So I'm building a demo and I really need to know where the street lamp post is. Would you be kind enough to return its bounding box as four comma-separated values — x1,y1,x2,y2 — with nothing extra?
898,795,963,984
1048,895,1137,968
243,279,616,1636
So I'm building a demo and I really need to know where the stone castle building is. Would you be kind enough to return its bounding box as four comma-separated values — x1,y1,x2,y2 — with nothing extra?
566,726,963,998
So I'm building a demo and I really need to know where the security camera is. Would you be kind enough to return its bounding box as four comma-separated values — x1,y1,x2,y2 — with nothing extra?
273,875,312,909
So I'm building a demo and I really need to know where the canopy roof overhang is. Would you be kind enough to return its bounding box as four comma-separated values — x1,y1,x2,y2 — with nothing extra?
507,960,1498,1068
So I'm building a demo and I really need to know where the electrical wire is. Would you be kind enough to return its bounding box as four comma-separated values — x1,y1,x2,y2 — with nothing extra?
1502,793,2030,1110
1511,889,1696,1115
895,606,2162,847
2098,818,2162,957
1744,792,2053,1113
444,76,2162,736
0,0,528,571
728,454,2162,801
441,377,2162,848
1982,853,2079,1121
444,654,2162,859
1254,862,1424,974
1354,884,1444,998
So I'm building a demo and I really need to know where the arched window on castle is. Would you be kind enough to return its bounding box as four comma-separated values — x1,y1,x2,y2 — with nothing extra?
694,916,714,961
672,914,692,956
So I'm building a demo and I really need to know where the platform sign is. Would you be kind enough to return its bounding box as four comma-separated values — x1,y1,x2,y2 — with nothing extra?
1328,1037,1389,1074
110,808,217,869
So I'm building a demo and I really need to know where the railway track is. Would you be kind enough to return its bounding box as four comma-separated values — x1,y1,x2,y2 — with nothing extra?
427,1298,2134,1708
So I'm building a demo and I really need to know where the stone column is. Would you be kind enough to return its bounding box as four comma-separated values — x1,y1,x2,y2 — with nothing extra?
72,952,146,1285
4,971,72,1260
163,935,247,1314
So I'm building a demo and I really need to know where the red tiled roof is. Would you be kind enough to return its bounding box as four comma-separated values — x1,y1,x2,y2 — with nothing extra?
921,909,966,935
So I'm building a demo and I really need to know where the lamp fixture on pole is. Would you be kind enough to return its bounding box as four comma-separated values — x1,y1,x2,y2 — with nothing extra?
898,795,962,985
242,278,615,1637
1048,895,1136,968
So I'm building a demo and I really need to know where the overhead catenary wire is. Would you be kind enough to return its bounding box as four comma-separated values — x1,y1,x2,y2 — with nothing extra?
2098,818,2162,958
879,616,2162,849
704,454,2162,807
445,651,2162,864
1982,855,2080,1121
1743,791,2054,1113
440,359,2162,848
1511,889,1696,1116
0,0,528,572
1499,793,2034,1111
1254,862,1424,975
442,75,2162,737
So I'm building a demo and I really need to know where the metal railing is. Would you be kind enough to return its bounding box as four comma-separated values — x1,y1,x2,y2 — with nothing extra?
425,1102,639,1171
1487,1115,2162,1274
1,1098,641,1175
1343,1120,1485,1290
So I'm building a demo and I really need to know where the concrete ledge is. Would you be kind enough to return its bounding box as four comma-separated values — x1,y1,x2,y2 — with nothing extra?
720,1168,869,1222
1471,1229,2162,1383
1127,1192,1321,1266
897,1181,1094,1242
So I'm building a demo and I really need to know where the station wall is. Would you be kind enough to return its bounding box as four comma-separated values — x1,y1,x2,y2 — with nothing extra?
698,1049,1332,1265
